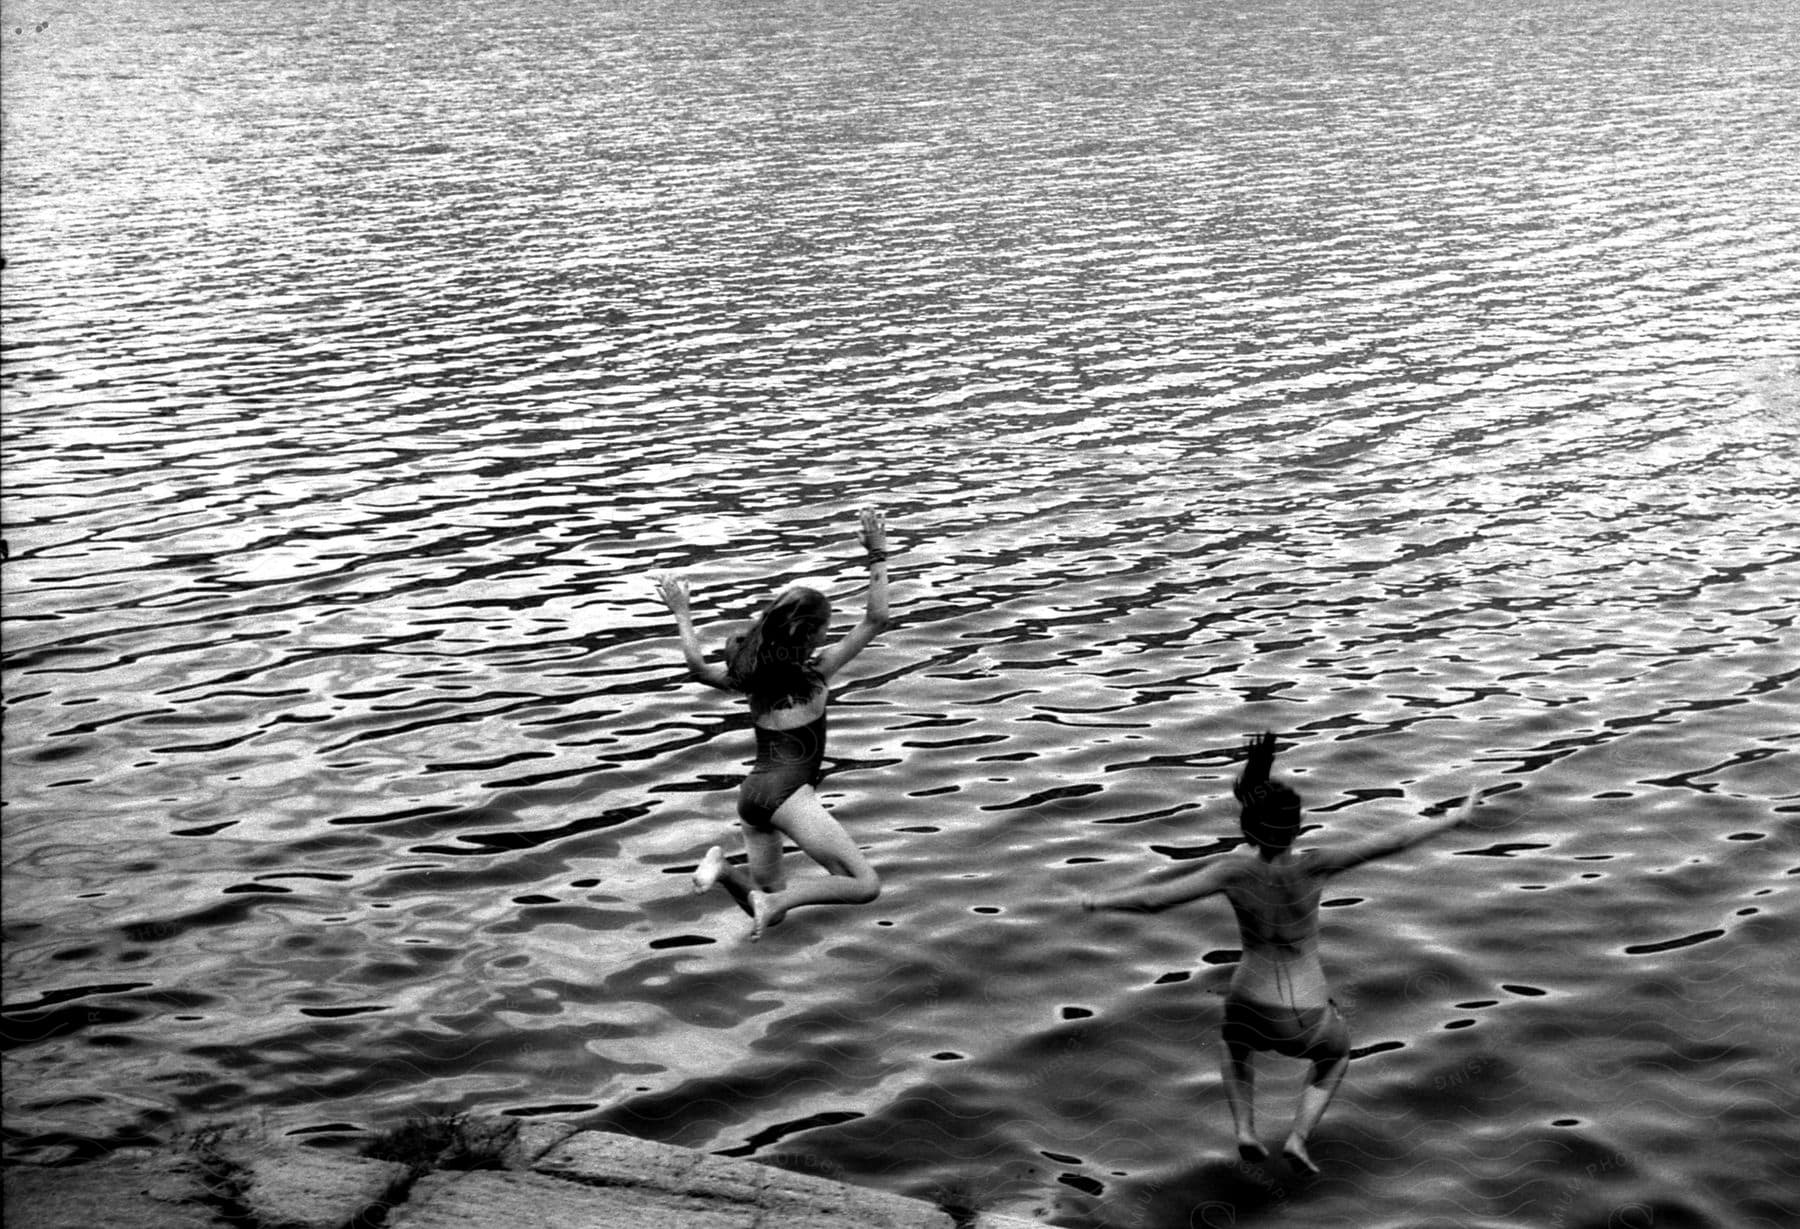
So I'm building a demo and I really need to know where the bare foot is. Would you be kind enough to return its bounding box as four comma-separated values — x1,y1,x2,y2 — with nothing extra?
747,889,777,941
1281,1136,1319,1177
693,846,727,894
1237,1138,1269,1164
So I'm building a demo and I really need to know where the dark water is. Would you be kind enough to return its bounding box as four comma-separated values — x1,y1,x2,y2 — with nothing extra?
4,0,1799,1225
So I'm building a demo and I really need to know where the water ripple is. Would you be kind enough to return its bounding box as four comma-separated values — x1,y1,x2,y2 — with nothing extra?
6,0,1800,1223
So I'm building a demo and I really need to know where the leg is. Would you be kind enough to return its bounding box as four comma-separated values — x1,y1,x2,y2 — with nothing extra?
1220,998,1268,1161
1221,1040,1265,1162
1281,1055,1347,1175
749,787,880,939
694,824,786,918
742,822,788,892
1282,1006,1350,1175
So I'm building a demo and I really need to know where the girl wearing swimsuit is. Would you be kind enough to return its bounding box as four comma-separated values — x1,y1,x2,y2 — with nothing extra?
1086,732,1484,1174
654,508,890,940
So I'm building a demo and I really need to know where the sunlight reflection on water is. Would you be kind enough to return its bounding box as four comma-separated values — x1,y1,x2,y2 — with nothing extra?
4,0,1799,1225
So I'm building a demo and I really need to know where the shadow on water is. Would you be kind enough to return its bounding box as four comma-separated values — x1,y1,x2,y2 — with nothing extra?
1052,1154,1311,1229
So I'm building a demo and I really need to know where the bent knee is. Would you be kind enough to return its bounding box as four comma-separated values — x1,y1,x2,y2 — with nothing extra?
847,872,881,904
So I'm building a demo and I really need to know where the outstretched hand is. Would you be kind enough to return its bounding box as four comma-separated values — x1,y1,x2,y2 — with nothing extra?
1450,791,1506,831
653,574,691,617
857,507,888,556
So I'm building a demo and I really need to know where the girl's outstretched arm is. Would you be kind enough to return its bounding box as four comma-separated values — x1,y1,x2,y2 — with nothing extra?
816,507,892,680
654,574,733,690
1082,857,1239,914
1310,792,1487,876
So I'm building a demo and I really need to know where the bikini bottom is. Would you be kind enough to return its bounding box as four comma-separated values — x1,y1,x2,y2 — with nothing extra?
1222,994,1349,1062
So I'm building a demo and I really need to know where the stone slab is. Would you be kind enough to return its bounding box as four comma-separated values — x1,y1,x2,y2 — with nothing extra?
3,1123,1043,1229
501,1119,579,1170
532,1137,950,1229
218,1145,408,1229
533,1130,948,1228
756,1158,855,1218
535,1128,702,1192
389,1170,753,1229
2,1154,227,1229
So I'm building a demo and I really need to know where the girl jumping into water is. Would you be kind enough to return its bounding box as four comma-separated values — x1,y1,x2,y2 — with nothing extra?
654,508,891,940
1085,732,1485,1174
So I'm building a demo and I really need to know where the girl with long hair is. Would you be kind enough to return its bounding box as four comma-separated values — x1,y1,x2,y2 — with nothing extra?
654,508,891,940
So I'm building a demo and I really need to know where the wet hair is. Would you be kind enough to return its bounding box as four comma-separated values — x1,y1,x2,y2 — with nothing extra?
1234,731,1302,858
725,586,831,710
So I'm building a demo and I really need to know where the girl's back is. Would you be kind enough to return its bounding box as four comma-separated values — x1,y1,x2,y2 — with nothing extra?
1223,852,1329,1005
1225,853,1323,951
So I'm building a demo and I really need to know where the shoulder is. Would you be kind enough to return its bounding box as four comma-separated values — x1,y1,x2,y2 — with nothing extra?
1226,850,1323,888
1290,846,1357,879
1197,853,1257,893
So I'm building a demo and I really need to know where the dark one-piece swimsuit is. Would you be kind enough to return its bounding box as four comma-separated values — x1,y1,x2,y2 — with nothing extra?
737,711,828,831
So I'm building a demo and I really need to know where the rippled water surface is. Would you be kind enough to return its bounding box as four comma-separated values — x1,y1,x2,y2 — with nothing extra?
5,0,1799,1225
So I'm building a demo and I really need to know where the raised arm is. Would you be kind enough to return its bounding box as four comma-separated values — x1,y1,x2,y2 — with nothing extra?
1082,857,1239,914
1310,793,1484,876
815,507,892,680
654,575,733,691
